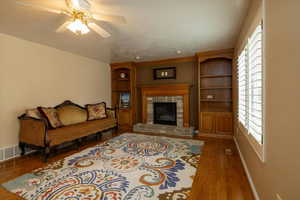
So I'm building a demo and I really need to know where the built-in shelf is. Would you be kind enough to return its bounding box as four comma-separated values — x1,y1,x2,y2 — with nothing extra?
200,87,232,90
119,107,131,111
112,89,131,92
111,63,136,134
198,55,233,136
200,99,232,102
200,74,232,78
117,78,130,81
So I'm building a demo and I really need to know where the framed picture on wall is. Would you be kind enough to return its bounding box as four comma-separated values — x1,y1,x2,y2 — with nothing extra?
119,92,130,109
153,67,176,80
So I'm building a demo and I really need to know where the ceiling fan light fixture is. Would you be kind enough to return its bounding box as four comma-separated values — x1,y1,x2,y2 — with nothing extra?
67,19,90,34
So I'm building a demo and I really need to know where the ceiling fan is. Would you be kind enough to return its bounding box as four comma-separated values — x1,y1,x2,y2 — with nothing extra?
16,0,127,38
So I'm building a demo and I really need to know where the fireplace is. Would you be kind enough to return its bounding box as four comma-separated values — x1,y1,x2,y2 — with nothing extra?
141,84,191,127
153,102,177,125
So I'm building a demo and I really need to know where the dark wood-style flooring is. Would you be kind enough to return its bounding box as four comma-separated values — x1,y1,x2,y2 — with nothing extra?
0,133,254,200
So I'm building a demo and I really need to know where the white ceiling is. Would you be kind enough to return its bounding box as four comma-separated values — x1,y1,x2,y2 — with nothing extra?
0,0,249,63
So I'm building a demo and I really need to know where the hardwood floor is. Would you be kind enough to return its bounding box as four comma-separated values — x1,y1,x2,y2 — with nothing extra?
0,133,254,200
190,136,254,200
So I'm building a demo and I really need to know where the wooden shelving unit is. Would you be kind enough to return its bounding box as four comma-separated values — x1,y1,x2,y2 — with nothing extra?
200,99,232,102
197,49,234,137
111,62,136,133
200,87,232,90
200,74,232,78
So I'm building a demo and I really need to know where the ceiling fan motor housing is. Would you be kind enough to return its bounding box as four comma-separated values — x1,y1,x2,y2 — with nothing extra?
69,0,91,11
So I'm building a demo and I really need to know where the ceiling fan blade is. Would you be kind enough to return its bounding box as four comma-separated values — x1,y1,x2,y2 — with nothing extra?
16,1,63,14
56,21,71,33
88,23,111,38
92,13,126,24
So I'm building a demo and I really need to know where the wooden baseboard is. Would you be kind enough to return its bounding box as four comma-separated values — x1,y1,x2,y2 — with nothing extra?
198,132,233,139
234,137,260,200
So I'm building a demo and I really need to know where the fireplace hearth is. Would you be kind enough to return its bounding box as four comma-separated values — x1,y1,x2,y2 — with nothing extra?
153,102,177,125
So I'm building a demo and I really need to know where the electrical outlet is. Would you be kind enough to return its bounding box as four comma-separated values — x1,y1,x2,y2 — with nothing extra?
225,148,233,155
276,194,283,200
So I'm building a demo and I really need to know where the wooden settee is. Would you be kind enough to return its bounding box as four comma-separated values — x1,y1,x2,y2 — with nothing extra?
18,101,118,161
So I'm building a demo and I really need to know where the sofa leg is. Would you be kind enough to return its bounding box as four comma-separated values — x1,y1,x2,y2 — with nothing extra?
113,126,118,137
43,145,50,163
96,132,102,140
19,142,26,156
76,138,82,150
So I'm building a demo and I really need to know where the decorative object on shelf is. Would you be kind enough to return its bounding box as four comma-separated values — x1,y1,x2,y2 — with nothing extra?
119,92,130,109
206,95,215,99
153,67,176,80
119,72,127,79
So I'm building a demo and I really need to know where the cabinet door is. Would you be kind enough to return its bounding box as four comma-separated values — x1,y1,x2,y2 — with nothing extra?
118,109,132,132
200,112,216,133
215,112,233,134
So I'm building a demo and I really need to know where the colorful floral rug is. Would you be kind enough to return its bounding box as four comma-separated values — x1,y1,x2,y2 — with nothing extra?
2,133,204,200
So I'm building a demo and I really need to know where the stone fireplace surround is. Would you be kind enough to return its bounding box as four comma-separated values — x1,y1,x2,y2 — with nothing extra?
147,96,183,127
141,84,191,127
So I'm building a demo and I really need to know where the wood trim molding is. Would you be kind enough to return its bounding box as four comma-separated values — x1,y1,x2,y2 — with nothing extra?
110,49,234,67
196,48,234,57
136,56,196,67
197,48,234,63
141,84,191,127
198,133,233,140
110,62,136,69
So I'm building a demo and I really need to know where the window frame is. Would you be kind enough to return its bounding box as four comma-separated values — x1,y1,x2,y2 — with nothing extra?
237,22,265,162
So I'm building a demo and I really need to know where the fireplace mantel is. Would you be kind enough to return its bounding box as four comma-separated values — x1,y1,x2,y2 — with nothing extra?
141,84,191,127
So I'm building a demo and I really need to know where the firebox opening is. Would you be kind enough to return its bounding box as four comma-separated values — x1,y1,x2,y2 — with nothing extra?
153,102,177,126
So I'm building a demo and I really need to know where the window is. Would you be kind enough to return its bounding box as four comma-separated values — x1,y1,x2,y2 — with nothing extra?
238,23,263,145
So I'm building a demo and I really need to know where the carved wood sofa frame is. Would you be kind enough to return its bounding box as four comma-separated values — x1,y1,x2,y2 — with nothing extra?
18,101,118,162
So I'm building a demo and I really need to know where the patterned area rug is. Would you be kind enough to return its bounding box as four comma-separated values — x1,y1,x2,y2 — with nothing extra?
2,133,204,200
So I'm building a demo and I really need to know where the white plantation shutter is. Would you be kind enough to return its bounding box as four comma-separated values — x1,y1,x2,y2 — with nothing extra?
238,48,248,128
248,24,263,144
237,23,263,145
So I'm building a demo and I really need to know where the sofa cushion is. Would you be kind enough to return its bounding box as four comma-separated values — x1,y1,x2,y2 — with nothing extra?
38,107,63,128
48,118,117,146
86,102,107,120
25,108,42,119
57,105,87,126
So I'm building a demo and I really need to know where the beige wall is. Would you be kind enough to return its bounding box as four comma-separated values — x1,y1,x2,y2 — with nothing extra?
234,0,300,199
0,33,111,148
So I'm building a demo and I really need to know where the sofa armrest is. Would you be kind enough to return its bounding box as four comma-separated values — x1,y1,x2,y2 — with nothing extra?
107,107,118,119
18,114,48,147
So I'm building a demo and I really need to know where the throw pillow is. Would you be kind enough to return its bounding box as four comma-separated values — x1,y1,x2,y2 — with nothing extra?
57,105,87,126
38,107,63,128
25,108,42,119
86,102,107,120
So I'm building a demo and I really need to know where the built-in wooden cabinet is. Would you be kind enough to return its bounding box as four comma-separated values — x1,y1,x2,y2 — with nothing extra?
197,49,234,138
200,112,216,133
201,112,233,134
109,49,234,137
215,112,233,134
110,62,136,133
